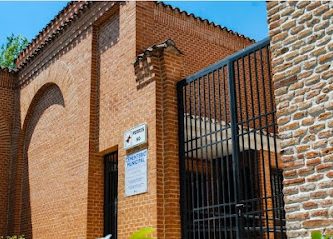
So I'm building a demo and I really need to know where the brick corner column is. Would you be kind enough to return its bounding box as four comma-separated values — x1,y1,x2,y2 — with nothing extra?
157,47,185,239
133,43,185,239
0,69,19,236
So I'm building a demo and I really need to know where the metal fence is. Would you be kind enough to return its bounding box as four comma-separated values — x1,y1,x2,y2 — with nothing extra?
177,38,286,239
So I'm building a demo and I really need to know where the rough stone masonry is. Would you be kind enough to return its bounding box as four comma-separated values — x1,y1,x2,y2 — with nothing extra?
267,1,333,238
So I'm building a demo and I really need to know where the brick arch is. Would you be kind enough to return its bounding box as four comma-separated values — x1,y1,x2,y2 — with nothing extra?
12,58,84,238
22,83,65,154
0,114,10,236
20,60,77,127
14,83,65,238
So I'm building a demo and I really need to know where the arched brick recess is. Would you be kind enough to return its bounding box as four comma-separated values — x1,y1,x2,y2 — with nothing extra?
15,83,65,238
20,60,78,127
13,60,89,238
0,115,10,236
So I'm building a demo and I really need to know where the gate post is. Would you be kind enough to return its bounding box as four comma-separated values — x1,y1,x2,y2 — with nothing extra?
177,80,188,239
227,60,243,239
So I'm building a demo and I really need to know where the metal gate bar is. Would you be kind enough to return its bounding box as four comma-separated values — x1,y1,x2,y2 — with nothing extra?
177,38,286,239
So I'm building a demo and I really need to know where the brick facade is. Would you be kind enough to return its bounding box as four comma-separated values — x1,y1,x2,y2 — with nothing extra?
136,2,251,77
267,1,333,238
0,2,252,239
0,69,18,237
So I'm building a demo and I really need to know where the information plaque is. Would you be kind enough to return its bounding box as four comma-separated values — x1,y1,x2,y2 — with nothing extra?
125,149,148,196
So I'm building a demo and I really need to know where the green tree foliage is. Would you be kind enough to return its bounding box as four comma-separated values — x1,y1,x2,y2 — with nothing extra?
0,34,29,70
312,231,333,239
129,227,155,239
0,236,25,239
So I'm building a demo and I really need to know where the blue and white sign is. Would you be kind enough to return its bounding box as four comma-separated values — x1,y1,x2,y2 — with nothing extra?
125,149,148,196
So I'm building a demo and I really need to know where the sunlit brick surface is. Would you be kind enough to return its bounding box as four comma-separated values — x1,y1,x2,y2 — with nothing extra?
267,1,333,238
0,2,252,238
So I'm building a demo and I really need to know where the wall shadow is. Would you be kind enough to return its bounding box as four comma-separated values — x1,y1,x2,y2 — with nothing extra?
18,83,65,239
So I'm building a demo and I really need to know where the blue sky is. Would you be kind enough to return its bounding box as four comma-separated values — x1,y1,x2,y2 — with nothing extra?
164,1,268,40
0,1,68,46
0,1,268,47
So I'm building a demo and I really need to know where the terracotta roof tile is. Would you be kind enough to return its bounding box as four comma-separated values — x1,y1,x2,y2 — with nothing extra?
155,2,255,42
16,1,91,69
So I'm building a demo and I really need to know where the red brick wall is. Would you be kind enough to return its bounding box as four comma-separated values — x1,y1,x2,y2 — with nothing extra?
155,48,185,239
14,45,92,238
96,3,159,238
86,3,119,238
0,114,10,237
136,2,253,77
2,2,257,239
135,4,254,238
0,70,17,236
94,2,253,236
9,4,98,236
7,3,118,238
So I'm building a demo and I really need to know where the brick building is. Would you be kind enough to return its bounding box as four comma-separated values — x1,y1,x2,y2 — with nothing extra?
2,1,331,239
0,2,253,239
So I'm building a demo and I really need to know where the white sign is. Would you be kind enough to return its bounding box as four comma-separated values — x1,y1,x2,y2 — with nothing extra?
124,123,147,150
125,149,148,196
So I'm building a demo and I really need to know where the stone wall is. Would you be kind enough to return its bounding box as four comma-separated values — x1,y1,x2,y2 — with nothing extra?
267,1,333,238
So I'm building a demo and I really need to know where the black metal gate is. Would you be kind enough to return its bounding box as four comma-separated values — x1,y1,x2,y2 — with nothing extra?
177,38,286,239
104,151,118,238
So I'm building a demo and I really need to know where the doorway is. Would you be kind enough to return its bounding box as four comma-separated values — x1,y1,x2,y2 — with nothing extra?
104,151,118,238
